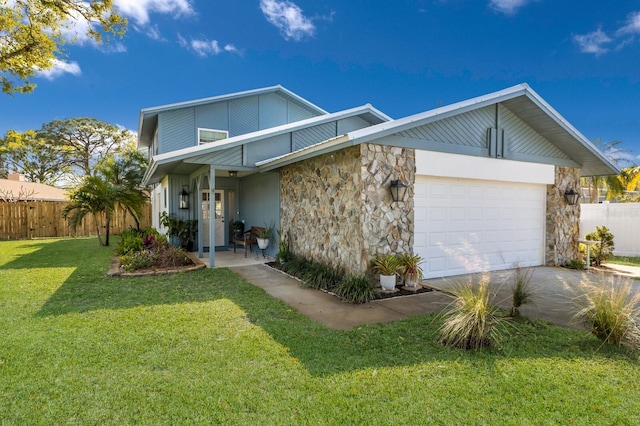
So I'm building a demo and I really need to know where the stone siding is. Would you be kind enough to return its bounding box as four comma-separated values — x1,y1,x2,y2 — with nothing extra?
546,166,581,266
280,144,415,274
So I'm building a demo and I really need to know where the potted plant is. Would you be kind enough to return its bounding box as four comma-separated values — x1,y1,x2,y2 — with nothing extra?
399,253,424,288
256,222,273,249
160,211,197,251
371,254,401,291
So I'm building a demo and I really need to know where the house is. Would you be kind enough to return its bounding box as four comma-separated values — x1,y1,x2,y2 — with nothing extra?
138,84,617,279
0,174,68,202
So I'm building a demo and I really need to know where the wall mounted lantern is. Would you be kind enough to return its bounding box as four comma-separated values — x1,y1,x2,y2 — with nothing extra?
564,188,580,206
179,186,189,209
228,170,238,177
389,180,408,203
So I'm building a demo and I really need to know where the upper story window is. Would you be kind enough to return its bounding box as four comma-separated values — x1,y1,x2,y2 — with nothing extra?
198,128,228,145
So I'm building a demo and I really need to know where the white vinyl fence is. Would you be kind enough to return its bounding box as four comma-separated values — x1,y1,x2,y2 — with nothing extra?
580,203,640,257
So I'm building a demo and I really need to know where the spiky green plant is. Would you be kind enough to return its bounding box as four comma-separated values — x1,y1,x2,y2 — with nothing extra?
510,265,535,317
438,275,499,349
573,274,640,348
334,275,377,304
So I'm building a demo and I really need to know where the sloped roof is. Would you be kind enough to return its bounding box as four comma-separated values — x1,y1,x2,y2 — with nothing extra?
257,84,619,177
142,104,391,185
0,178,68,201
138,85,328,149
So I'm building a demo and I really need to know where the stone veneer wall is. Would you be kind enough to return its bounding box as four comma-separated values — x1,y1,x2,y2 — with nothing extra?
280,144,415,274
546,166,581,266
360,144,415,271
280,146,364,271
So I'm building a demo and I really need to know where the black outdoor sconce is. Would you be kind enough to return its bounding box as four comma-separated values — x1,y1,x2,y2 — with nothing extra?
564,188,580,206
389,180,408,203
179,186,189,209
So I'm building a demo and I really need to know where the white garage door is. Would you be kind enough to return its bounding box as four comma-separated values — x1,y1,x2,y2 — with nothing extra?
414,176,546,279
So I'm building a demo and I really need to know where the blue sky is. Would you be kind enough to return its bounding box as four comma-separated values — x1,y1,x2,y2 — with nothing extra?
2,0,639,163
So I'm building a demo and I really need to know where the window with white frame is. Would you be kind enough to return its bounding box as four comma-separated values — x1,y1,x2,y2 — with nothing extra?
198,128,228,145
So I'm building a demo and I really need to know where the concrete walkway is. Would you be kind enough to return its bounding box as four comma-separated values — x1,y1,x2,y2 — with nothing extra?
229,263,640,330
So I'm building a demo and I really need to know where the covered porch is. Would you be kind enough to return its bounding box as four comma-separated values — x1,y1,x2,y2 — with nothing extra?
196,247,272,268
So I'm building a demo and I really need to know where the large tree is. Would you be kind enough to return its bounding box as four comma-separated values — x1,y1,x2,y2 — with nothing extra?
41,117,135,179
0,129,72,185
0,0,126,95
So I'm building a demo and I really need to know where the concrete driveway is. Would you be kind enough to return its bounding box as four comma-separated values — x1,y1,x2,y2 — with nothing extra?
230,263,640,330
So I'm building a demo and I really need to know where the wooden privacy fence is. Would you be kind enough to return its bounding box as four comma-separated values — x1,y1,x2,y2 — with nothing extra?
580,202,640,257
0,201,152,240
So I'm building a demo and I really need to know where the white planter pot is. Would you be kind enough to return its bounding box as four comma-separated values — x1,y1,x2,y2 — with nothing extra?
379,274,396,291
257,238,269,249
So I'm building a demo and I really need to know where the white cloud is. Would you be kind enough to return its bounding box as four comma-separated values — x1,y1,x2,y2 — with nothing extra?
36,60,82,80
260,0,315,41
178,35,240,57
114,0,194,26
145,25,165,41
489,0,533,15
573,28,612,56
617,11,640,35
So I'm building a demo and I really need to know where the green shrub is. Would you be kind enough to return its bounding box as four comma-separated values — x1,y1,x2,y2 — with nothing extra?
568,259,586,270
121,250,158,272
510,265,535,317
585,226,615,266
438,275,499,349
334,275,377,304
573,274,640,348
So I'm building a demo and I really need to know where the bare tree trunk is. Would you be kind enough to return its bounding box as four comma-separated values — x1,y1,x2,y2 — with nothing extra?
93,213,104,246
105,211,111,247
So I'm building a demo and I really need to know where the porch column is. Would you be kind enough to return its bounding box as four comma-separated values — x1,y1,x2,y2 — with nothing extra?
209,166,216,267
196,176,203,259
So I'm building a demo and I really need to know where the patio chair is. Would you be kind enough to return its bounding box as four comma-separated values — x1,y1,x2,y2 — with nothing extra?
232,226,264,258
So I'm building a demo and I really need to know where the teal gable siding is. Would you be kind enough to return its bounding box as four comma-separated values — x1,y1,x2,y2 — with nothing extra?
259,93,288,129
230,97,260,136
246,134,290,165
155,91,324,156
196,102,229,132
158,108,196,154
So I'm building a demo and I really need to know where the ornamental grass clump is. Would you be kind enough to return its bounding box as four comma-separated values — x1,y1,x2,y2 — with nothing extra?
573,273,640,349
438,274,500,350
510,265,535,317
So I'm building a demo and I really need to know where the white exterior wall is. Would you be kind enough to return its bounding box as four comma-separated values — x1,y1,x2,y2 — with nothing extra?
415,150,555,184
580,203,640,256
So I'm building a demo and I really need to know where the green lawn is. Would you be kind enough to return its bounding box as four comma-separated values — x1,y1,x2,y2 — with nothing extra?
609,256,640,267
1,238,639,424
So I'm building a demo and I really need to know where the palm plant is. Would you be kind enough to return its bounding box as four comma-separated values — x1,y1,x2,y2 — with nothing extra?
63,175,116,246
581,139,633,203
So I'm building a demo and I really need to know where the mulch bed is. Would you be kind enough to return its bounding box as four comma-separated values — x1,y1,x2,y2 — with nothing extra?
265,261,434,301
107,252,205,277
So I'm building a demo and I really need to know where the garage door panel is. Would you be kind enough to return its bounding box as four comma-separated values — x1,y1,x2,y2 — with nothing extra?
414,176,545,279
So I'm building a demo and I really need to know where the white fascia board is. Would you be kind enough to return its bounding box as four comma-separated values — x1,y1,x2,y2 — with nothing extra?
139,85,327,117
142,158,158,186
416,150,555,184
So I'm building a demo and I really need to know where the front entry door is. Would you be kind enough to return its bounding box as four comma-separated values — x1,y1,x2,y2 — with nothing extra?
214,190,225,246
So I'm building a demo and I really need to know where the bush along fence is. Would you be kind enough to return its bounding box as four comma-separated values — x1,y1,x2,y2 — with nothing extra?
0,201,151,240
